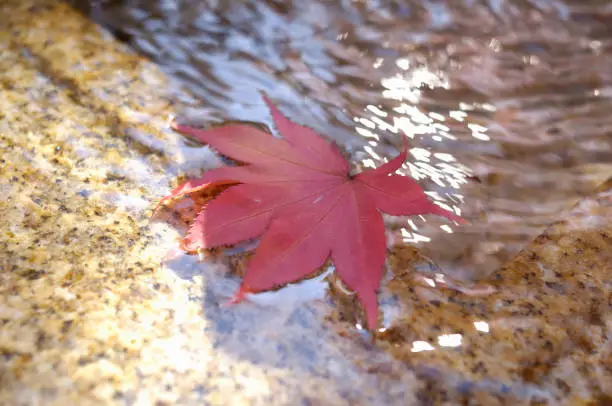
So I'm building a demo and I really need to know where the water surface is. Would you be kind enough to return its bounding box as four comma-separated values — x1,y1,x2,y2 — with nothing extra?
70,0,612,282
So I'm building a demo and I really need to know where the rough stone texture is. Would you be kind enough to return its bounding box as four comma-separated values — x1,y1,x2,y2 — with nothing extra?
376,178,612,404
0,1,420,405
1,0,611,405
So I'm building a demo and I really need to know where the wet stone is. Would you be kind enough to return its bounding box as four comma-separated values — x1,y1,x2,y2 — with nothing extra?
375,179,612,404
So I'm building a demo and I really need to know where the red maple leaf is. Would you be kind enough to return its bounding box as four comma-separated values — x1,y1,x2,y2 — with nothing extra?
157,96,463,329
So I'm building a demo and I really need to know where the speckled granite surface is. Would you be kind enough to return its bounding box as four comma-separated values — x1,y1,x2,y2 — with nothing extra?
1,1,611,405
376,178,612,404
0,1,421,405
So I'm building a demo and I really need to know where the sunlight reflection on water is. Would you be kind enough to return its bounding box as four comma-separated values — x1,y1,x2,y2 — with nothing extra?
354,58,478,246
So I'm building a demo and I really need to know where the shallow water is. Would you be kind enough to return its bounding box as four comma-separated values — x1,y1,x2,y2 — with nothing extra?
70,0,612,284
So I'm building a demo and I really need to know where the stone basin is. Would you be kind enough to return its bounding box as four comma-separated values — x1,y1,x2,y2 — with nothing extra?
1,1,611,405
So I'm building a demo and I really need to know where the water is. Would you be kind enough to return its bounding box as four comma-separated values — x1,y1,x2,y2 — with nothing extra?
65,0,612,401
69,0,611,283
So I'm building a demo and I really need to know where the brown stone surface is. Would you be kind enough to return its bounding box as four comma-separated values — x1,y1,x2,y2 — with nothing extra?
375,178,612,404
1,0,611,405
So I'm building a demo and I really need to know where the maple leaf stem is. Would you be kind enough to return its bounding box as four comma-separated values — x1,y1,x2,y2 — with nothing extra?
227,284,251,305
